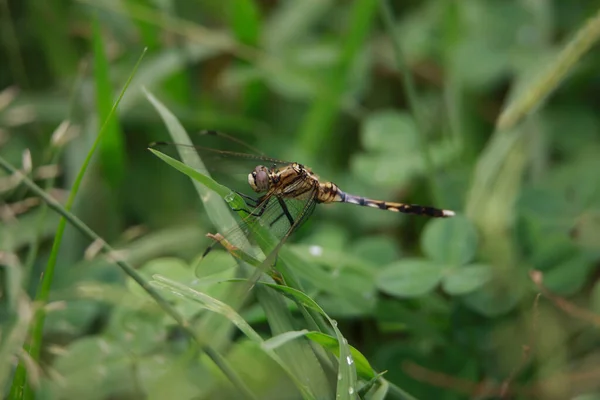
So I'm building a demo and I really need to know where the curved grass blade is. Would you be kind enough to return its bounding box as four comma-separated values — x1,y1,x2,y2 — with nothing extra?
148,147,234,200
0,157,257,400
151,274,316,400
146,91,331,398
249,281,359,400
305,332,375,381
497,7,600,130
9,48,147,400
269,285,358,399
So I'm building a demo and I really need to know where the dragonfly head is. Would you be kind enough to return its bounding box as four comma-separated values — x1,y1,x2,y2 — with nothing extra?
248,165,271,192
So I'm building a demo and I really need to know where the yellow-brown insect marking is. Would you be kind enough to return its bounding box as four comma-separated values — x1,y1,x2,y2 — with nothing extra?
250,162,454,217
316,182,342,203
334,192,454,217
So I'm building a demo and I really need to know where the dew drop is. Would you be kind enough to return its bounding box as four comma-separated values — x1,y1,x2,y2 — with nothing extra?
337,373,342,381
349,387,355,395
346,355,354,365
309,245,323,257
224,192,236,203
331,320,338,327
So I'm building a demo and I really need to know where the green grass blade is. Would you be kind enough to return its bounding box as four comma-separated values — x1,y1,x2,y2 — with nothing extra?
263,283,358,399
145,93,332,398
8,48,147,400
145,91,285,266
152,275,316,400
498,7,600,130
229,0,261,46
305,332,375,381
144,90,242,234
124,0,161,50
0,157,258,400
92,16,126,186
0,256,32,393
296,0,378,155
147,148,233,199
28,1,78,79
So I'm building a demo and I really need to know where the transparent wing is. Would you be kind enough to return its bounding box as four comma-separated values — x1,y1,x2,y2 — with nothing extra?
244,187,319,288
149,141,295,194
195,184,319,279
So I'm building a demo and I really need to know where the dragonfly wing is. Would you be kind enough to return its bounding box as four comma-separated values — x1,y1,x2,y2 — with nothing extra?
221,185,317,256
150,142,298,195
193,192,291,278
195,181,319,282
150,142,291,174
245,186,319,288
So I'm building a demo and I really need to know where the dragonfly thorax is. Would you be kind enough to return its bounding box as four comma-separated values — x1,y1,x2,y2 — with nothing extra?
248,165,271,192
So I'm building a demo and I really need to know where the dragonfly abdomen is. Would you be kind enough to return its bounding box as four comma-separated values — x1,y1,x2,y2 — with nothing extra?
337,191,454,218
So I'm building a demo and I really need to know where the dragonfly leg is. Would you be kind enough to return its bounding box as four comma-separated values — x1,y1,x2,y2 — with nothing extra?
263,197,294,228
234,191,259,207
269,267,285,285
232,198,269,217
200,236,222,259
275,197,295,226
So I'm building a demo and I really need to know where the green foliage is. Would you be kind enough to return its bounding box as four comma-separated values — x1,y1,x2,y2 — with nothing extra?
421,216,478,265
3,1,600,399
377,259,444,298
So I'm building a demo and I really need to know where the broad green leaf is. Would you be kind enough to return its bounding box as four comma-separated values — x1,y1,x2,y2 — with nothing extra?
421,215,478,265
376,258,444,298
351,115,459,186
361,110,418,153
462,281,524,317
442,264,493,295
351,236,402,266
51,337,131,399
541,254,594,296
350,153,419,187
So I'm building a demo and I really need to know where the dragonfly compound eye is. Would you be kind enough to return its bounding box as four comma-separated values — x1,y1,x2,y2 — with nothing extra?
248,165,270,192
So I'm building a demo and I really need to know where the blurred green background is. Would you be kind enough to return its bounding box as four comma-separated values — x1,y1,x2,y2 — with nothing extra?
2,1,600,399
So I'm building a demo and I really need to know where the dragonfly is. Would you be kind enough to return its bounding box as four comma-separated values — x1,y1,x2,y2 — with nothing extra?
151,131,455,282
